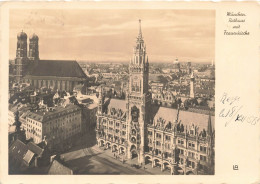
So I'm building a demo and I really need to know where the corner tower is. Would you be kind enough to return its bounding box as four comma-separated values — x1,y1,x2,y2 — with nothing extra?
14,31,28,82
127,20,151,164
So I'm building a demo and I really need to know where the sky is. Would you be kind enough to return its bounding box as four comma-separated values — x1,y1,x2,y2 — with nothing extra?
10,9,215,63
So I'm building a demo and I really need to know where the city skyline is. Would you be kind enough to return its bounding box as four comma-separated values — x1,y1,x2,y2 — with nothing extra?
9,11,215,175
10,9,215,63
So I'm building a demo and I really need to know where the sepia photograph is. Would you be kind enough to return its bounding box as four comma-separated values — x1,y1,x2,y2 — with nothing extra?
8,9,216,175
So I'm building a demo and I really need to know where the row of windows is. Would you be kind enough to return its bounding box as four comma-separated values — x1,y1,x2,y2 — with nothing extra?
149,148,172,158
148,131,172,141
46,117,80,128
28,119,42,127
27,123,42,131
106,121,126,128
45,111,80,121
179,140,206,152
149,138,207,153
156,133,161,138
102,119,126,128
154,95,173,101
105,127,126,136
188,142,195,148
27,129,41,138
46,113,80,124
149,140,170,149
27,126,41,133
178,139,184,145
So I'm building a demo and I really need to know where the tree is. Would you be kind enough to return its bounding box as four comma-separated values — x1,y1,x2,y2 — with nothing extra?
13,109,21,132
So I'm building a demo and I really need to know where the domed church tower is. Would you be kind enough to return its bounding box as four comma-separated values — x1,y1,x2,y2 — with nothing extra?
28,33,39,61
126,20,151,164
14,31,28,82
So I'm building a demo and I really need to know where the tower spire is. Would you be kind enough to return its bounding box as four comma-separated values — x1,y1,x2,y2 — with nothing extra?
138,19,142,38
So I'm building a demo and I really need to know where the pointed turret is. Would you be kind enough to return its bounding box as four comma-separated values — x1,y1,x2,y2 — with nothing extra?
207,113,213,137
138,19,142,39
176,105,180,123
98,85,104,114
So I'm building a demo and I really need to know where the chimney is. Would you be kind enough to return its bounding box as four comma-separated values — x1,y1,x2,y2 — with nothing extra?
50,155,56,163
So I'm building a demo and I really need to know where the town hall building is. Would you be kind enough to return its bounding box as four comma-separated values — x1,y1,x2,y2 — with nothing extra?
95,20,215,175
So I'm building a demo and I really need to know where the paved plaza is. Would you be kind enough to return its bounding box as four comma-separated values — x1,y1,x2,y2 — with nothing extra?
61,145,171,175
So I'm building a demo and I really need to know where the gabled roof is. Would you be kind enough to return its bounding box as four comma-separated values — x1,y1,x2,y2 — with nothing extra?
26,60,87,78
154,107,178,124
23,150,35,164
9,139,28,164
152,106,215,131
178,110,214,131
108,99,126,112
27,142,44,156
48,160,73,175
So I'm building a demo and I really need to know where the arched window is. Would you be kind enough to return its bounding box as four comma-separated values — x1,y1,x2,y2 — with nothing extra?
131,106,139,122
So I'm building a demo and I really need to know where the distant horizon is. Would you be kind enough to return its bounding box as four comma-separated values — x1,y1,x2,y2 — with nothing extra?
76,60,213,64
9,58,213,65
10,9,215,63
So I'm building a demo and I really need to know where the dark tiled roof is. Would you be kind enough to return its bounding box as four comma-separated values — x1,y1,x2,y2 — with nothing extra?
48,160,73,175
27,104,80,123
9,140,28,161
107,99,126,112
153,106,215,131
26,60,87,78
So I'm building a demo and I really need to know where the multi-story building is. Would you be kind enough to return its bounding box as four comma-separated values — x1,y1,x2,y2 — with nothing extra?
25,104,82,151
96,20,215,175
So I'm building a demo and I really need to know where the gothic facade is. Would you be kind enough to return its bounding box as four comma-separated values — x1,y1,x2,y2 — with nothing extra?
96,20,215,175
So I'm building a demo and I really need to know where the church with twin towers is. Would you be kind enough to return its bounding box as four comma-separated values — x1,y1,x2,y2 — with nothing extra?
96,20,215,175
12,30,87,91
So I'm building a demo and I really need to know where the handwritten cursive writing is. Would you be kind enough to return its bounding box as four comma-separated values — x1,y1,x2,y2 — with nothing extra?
220,92,240,105
235,114,260,125
219,92,259,127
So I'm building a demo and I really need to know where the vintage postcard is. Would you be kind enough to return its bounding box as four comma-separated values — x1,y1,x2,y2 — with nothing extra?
0,1,259,184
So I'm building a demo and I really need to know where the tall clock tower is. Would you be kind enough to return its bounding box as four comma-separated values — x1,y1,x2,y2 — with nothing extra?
126,20,151,164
